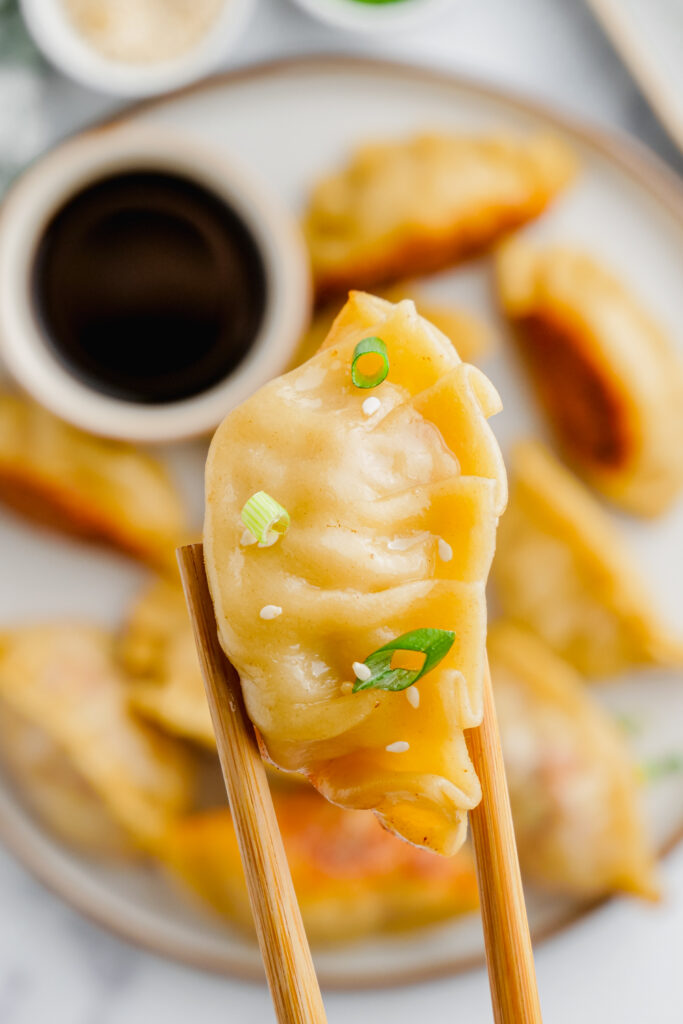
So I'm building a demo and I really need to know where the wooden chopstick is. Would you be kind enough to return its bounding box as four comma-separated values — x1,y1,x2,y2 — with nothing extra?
177,544,327,1024
179,543,540,1021
466,659,543,1023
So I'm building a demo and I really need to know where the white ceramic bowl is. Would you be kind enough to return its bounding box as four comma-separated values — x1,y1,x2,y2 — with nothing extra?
0,128,311,443
20,0,255,97
289,0,456,34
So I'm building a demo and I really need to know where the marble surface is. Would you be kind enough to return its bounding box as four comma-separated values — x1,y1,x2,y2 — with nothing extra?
0,0,682,1021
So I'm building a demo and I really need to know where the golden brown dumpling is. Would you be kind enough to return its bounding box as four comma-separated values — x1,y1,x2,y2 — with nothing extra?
293,284,491,368
305,133,576,302
0,625,194,853
205,292,506,856
162,790,479,943
490,622,658,899
120,579,214,748
493,441,683,677
496,239,683,516
0,395,188,569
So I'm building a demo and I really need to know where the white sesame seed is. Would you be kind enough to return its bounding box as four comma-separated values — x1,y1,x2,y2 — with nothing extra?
259,605,282,620
437,538,453,562
240,530,257,546
353,661,372,682
385,741,410,753
405,687,420,708
340,682,354,695
362,396,381,417
387,532,429,551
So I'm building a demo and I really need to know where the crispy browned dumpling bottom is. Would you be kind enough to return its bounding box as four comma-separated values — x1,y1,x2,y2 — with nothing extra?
161,789,480,943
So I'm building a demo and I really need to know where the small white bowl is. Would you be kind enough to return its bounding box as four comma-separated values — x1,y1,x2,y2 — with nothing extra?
0,128,311,443
289,0,456,34
20,0,255,97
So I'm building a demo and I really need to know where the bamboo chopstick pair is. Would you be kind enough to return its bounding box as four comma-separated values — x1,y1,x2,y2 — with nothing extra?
178,543,542,1024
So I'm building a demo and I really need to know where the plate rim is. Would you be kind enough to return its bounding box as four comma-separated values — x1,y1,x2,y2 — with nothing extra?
1,799,681,990
1,52,682,990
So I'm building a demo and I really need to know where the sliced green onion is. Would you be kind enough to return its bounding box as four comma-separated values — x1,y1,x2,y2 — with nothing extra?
240,491,290,548
351,336,389,389
353,628,455,693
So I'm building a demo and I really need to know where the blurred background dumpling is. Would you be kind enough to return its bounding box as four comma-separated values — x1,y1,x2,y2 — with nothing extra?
161,789,480,943
493,440,683,677
0,624,195,855
0,395,189,570
305,133,576,302
496,239,683,517
120,578,214,749
490,622,658,899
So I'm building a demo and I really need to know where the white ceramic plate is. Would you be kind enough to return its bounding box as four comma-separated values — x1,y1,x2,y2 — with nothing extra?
586,0,683,155
1,57,682,988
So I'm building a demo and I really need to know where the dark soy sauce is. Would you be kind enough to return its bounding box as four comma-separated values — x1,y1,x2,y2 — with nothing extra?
33,170,268,404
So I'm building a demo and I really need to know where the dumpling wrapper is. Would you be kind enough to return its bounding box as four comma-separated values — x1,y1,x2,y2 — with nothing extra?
205,292,506,856
496,239,683,517
293,284,491,368
490,622,658,899
0,395,188,570
120,579,214,749
0,625,195,853
305,132,576,302
493,441,683,678
161,790,479,944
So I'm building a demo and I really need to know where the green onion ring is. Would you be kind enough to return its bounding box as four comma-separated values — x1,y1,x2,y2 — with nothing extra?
240,491,290,547
353,628,455,693
351,337,389,389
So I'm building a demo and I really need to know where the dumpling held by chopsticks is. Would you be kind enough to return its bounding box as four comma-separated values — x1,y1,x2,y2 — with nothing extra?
204,292,506,855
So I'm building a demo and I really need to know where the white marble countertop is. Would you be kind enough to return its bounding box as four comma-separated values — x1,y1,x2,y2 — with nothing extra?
0,1,682,1021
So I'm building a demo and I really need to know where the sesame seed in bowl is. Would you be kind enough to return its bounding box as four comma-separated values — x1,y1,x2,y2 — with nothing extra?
20,0,255,97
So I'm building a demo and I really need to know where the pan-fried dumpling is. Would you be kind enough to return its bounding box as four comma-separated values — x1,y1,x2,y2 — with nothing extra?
490,622,657,898
0,625,194,854
0,395,188,569
293,284,491,368
162,790,479,943
493,441,683,677
0,699,135,857
120,584,313,790
496,239,683,516
305,133,576,302
205,292,506,855
120,579,214,748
